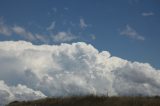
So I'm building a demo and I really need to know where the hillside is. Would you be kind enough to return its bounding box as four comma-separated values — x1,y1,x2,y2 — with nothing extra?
7,96,160,106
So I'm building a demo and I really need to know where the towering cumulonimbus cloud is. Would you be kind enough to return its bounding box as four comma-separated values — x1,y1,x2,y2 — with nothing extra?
0,41,160,105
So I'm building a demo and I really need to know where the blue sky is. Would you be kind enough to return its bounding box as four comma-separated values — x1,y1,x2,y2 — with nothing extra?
0,0,160,68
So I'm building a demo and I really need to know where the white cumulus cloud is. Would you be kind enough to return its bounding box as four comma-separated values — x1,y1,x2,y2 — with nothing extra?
0,80,46,106
0,41,160,105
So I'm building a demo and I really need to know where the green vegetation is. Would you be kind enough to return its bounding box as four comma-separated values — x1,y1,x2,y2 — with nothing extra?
7,95,160,106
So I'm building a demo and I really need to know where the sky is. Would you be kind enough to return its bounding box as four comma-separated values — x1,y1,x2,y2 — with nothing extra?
0,0,160,68
0,0,160,105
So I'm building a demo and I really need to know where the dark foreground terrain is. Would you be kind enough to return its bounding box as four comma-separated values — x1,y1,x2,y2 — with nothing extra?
7,95,160,106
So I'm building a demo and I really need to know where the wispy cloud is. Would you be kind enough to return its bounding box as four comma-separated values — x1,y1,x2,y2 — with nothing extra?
12,26,36,41
35,34,50,43
52,7,57,12
80,18,88,29
0,19,12,36
0,19,51,43
46,21,56,31
52,32,77,42
0,18,78,43
142,12,154,16
120,25,145,41
90,34,96,40
64,7,69,11
129,0,139,4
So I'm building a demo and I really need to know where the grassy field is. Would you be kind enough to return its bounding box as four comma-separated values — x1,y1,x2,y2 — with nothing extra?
7,95,160,106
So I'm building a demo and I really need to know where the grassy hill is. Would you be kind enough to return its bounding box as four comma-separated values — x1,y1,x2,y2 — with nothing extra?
7,95,160,106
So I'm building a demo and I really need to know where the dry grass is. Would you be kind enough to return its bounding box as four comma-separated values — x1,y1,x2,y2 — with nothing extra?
7,95,160,106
